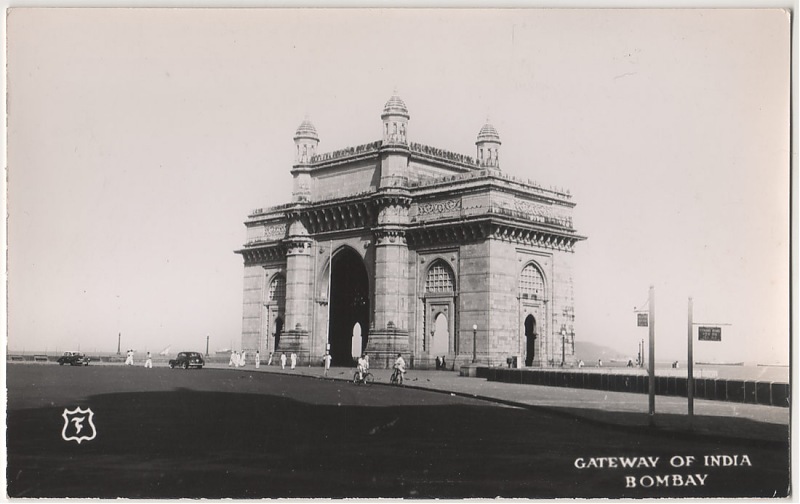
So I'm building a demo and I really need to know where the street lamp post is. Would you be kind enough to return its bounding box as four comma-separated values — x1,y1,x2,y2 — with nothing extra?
206,335,210,357
561,327,567,366
472,324,478,363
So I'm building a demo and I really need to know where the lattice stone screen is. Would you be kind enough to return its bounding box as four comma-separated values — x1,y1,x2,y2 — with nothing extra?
519,264,544,299
425,262,455,293
269,275,286,302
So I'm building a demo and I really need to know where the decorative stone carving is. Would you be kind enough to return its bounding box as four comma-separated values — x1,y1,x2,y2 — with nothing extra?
514,198,572,227
264,224,287,240
374,228,407,246
417,198,462,216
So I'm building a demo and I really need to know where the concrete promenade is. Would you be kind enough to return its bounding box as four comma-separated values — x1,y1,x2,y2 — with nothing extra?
205,362,789,443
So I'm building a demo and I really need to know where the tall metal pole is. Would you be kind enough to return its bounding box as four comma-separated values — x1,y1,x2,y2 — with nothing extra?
325,240,333,353
472,325,478,363
648,285,656,425
117,333,121,355
687,297,694,427
206,335,210,357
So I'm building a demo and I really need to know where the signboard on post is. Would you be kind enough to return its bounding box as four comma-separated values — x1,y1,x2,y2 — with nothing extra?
698,326,722,341
637,313,648,327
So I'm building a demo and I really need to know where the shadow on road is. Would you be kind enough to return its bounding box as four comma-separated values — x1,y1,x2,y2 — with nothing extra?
7,387,790,499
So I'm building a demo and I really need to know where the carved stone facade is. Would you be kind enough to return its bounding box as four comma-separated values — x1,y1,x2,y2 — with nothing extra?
236,95,586,369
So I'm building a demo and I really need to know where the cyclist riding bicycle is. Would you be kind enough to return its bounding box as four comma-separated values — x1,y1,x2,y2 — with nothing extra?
356,354,369,382
393,353,406,384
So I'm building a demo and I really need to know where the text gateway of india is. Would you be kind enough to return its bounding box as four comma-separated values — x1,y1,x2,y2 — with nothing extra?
236,95,586,369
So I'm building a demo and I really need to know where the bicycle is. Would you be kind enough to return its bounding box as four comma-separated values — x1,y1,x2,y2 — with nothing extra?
353,371,374,386
390,368,404,385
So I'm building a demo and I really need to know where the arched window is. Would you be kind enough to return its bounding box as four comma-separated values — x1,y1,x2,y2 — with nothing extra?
519,264,545,300
425,261,455,293
268,274,286,303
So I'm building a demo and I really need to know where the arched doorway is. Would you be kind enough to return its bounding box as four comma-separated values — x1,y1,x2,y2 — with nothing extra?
524,314,536,366
431,312,449,357
328,248,370,366
351,322,363,359
274,317,283,352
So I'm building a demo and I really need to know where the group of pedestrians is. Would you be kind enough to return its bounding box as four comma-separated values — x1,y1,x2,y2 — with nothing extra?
124,349,154,368
279,352,297,369
222,348,407,384
228,350,249,367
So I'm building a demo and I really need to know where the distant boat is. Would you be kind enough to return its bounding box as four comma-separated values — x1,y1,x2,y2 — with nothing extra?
158,346,171,356
696,361,744,366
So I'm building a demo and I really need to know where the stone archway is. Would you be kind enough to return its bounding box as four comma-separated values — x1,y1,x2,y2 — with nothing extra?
328,248,370,367
524,314,536,367
431,312,449,357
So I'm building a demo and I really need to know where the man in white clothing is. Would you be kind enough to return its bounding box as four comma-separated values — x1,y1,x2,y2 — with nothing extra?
356,354,368,382
144,352,152,369
322,352,332,376
394,353,406,384
290,353,297,369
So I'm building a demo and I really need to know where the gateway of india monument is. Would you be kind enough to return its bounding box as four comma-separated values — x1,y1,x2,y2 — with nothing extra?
236,94,586,369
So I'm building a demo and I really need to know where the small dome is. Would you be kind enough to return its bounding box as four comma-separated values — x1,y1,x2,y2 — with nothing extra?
294,118,319,141
476,122,501,144
381,94,410,119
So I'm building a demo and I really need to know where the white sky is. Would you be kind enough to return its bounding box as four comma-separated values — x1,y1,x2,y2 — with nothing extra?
6,8,791,364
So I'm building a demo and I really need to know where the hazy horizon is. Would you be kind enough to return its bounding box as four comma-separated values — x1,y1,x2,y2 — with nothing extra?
6,8,791,365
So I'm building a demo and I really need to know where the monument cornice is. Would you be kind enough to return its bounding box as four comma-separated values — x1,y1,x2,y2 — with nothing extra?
235,243,287,265
406,215,585,251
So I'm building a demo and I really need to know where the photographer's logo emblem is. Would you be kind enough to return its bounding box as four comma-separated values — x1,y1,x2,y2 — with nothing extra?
61,407,96,444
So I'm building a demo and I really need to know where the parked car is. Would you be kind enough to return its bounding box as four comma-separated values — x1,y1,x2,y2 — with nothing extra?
169,352,205,369
57,351,90,366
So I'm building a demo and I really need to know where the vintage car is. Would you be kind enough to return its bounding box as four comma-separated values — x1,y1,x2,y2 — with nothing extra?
57,351,91,366
168,352,205,369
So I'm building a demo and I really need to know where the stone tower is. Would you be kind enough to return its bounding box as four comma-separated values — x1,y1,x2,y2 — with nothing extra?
476,121,501,169
291,118,319,202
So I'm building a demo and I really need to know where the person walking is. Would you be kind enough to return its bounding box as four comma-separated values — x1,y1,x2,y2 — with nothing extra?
323,352,332,376
290,352,297,370
267,352,274,366
144,351,152,369
255,350,261,369
125,350,134,366
280,353,287,370
229,350,236,367
240,350,247,367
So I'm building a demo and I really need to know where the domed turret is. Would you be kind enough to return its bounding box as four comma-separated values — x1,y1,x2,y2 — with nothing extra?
381,93,409,145
476,121,501,168
294,118,319,165
381,94,410,120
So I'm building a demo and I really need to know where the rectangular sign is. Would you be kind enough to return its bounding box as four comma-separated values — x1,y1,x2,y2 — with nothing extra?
698,326,722,341
637,313,648,327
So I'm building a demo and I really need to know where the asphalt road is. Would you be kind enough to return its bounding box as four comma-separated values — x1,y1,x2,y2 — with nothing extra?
6,364,791,499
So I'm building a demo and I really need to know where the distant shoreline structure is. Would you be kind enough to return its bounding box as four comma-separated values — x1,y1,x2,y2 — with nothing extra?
696,361,744,366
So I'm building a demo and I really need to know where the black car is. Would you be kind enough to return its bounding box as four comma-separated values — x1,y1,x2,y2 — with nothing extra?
169,352,205,369
57,351,90,366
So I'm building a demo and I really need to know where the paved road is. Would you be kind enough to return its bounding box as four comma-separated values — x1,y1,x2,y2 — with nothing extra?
211,362,789,442
6,364,790,499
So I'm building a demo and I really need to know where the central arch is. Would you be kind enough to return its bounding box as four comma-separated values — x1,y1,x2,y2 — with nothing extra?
328,247,370,366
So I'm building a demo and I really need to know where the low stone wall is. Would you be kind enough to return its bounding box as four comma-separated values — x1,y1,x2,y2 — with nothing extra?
475,367,790,408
